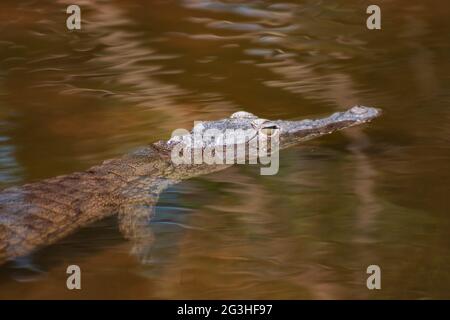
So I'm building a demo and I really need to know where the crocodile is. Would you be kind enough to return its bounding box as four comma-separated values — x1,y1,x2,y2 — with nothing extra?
0,106,381,265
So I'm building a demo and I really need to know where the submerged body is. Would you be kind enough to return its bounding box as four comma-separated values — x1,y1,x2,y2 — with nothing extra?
0,106,381,264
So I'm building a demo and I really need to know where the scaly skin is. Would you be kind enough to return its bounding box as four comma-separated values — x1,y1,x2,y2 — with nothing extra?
0,106,381,265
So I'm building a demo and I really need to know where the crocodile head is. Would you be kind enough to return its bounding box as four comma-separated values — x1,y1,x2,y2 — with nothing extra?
168,105,381,153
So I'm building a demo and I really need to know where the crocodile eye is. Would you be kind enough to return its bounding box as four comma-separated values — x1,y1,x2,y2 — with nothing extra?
260,124,279,137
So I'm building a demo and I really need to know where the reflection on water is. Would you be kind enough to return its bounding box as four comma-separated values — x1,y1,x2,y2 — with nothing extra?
0,0,449,299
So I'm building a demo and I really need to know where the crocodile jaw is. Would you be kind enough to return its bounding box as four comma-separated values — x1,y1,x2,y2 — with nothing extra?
275,106,381,149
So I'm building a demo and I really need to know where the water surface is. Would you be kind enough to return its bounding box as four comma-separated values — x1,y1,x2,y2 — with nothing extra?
0,0,449,299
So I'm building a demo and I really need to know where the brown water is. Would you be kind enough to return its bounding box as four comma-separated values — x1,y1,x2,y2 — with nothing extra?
0,0,449,299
